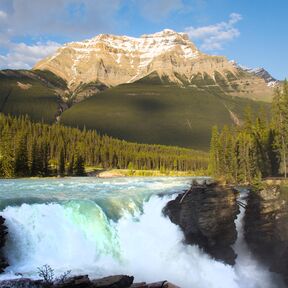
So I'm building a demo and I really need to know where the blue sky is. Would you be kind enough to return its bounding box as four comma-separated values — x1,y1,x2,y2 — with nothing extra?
0,0,287,79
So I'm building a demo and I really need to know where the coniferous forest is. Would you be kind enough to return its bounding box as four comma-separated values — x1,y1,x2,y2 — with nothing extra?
209,80,288,183
0,113,208,178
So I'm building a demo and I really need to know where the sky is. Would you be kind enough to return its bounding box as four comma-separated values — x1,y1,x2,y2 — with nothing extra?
0,0,287,79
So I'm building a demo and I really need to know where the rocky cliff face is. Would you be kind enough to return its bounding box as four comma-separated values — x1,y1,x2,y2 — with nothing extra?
0,216,8,273
244,183,288,284
163,182,239,265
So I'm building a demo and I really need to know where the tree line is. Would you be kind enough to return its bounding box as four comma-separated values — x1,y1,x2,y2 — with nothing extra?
0,113,208,178
209,80,288,183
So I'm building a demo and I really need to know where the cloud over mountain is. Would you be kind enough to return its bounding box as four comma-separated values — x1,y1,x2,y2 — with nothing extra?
185,13,242,50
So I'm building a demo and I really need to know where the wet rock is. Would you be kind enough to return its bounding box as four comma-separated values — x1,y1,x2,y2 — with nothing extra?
0,278,43,288
244,184,288,284
163,182,239,265
55,275,91,288
91,275,134,288
131,281,180,288
0,216,8,273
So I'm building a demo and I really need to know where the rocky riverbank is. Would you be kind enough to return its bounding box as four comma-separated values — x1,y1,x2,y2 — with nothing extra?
163,181,239,265
0,275,179,288
244,182,288,284
0,216,7,273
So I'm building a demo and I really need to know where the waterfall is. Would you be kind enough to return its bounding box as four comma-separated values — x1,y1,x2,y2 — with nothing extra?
0,178,284,287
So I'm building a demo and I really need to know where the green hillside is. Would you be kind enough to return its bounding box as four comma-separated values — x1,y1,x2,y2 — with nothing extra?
0,69,270,150
0,70,65,123
61,78,269,150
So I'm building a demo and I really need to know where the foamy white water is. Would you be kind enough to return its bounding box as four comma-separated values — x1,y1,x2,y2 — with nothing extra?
0,177,284,287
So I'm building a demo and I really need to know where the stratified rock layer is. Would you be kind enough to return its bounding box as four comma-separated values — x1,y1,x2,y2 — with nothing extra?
0,216,8,273
163,182,239,265
244,183,288,284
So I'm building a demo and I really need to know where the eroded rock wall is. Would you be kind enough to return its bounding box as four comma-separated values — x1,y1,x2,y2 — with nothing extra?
244,184,288,284
0,216,8,273
163,183,239,265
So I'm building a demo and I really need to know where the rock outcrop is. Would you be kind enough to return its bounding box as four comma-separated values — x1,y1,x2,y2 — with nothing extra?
163,182,239,265
0,216,8,273
244,183,288,284
0,275,179,288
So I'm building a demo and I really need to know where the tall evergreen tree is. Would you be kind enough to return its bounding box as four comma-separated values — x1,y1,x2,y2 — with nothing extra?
272,80,288,177
0,126,14,177
58,147,65,177
14,133,29,177
208,126,220,177
73,152,85,176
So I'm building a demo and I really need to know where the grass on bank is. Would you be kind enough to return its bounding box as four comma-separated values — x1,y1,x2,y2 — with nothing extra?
85,166,208,177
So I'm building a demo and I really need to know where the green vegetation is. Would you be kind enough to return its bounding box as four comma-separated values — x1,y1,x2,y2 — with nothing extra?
0,113,208,178
0,69,271,150
61,79,268,150
0,70,62,123
209,81,288,183
86,167,207,177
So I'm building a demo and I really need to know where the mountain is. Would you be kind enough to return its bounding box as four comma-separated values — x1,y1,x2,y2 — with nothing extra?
34,29,229,89
0,30,278,149
34,29,276,103
236,64,278,87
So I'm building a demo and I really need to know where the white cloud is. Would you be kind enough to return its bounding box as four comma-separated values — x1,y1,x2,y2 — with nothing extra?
0,0,122,37
185,13,242,51
0,10,7,21
0,0,122,69
0,41,61,69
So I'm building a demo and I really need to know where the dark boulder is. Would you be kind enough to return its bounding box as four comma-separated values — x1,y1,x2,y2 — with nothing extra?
244,183,288,284
163,182,239,265
91,275,134,288
0,216,8,273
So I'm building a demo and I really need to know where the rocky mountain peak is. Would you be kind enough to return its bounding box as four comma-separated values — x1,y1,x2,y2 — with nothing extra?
232,61,278,87
33,29,275,103
34,29,236,90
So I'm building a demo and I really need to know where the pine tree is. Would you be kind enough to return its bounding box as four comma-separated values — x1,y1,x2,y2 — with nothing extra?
58,147,65,177
67,155,74,176
208,126,220,177
73,152,85,176
14,133,29,177
0,127,14,178
267,129,280,176
272,80,288,177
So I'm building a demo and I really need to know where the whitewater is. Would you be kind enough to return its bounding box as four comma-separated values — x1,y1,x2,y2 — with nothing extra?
0,177,284,287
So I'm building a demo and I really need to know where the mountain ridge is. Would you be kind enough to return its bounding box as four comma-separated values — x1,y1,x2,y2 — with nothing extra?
33,29,277,104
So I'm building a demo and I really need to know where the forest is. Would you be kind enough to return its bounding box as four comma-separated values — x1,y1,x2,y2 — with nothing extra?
209,80,288,183
0,114,208,178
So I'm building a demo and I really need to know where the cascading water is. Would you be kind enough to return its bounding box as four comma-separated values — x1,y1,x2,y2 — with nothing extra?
233,189,285,288
0,177,284,287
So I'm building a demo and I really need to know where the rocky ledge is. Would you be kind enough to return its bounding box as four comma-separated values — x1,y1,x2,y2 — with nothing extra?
0,275,179,288
163,181,239,265
0,216,8,273
244,183,288,284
